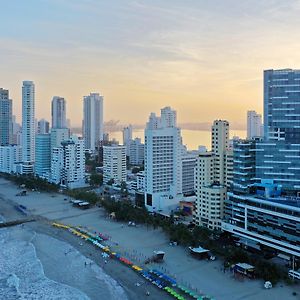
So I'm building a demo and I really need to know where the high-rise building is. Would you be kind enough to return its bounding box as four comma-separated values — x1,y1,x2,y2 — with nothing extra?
0,88,12,146
83,93,104,151
21,81,35,167
50,128,70,153
194,120,231,230
211,120,230,186
181,148,197,196
51,96,67,129
35,134,51,179
247,110,262,139
37,118,50,134
222,69,300,258
12,115,22,145
144,107,182,212
103,145,126,184
123,125,133,155
51,135,86,189
129,138,144,165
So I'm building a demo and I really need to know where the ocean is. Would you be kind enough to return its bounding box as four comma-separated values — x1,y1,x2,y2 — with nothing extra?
0,215,127,300
109,129,246,150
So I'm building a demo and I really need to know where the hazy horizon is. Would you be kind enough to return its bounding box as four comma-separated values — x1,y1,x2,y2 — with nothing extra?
2,1,300,126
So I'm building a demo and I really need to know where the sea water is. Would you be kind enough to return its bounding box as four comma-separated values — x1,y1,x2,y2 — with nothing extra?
0,216,127,300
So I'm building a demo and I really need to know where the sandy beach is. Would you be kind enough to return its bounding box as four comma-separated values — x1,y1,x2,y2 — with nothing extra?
0,177,299,300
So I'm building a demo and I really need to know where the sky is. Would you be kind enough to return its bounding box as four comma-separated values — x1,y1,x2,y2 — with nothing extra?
1,0,300,128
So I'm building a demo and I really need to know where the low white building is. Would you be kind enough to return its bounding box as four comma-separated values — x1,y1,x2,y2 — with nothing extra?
129,138,144,165
103,145,126,185
50,135,86,189
0,145,22,173
136,171,145,192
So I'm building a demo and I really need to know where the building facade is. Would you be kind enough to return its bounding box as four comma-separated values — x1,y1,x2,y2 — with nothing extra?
51,135,86,189
0,88,12,146
144,107,182,212
222,69,300,258
35,134,51,178
247,110,262,139
21,81,35,170
129,138,144,165
83,93,104,151
103,145,126,184
51,96,67,129
194,120,231,230
0,145,22,173
181,150,197,196
37,118,50,134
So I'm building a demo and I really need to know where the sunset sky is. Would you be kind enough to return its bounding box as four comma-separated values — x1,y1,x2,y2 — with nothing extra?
1,0,300,128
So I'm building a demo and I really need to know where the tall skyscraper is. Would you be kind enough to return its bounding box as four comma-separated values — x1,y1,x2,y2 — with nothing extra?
123,125,133,155
83,93,104,151
22,81,35,164
211,120,231,186
0,88,12,146
222,69,300,258
35,134,51,178
264,69,300,142
247,110,262,139
37,118,50,134
12,115,22,145
194,120,231,230
144,107,182,212
51,96,67,129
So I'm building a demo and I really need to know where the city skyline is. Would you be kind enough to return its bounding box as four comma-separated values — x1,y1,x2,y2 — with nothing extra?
2,1,300,126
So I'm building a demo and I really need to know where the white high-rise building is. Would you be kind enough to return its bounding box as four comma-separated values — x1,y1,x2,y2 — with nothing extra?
194,120,232,230
181,148,197,196
51,135,86,189
83,93,104,151
0,145,22,173
50,128,70,152
123,125,133,155
51,96,67,129
22,81,35,168
247,110,262,139
103,145,126,184
12,115,22,145
37,118,50,134
144,106,182,212
0,88,12,146
129,138,144,165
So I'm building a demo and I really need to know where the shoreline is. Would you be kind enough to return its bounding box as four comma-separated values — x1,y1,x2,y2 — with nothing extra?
0,192,170,300
0,177,299,300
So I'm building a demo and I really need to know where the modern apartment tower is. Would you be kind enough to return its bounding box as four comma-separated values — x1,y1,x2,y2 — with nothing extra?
129,138,144,165
22,81,35,166
123,125,133,155
144,107,182,212
37,118,50,134
51,135,86,189
194,120,231,230
247,110,262,139
83,93,104,151
222,69,300,258
35,134,51,178
0,88,12,146
51,96,67,129
103,145,127,185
